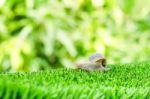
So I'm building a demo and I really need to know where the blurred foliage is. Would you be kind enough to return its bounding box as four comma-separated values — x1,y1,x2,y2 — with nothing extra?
0,0,150,72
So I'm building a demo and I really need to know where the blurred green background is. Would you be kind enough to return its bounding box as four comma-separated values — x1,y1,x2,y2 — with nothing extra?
0,0,150,72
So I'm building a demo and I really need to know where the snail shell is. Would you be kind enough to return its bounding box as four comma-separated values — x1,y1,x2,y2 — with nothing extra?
89,53,106,67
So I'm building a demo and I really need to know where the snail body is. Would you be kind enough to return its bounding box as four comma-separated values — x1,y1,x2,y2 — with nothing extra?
76,53,109,71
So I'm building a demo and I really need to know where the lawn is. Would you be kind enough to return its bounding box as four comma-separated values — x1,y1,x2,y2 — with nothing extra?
0,61,150,99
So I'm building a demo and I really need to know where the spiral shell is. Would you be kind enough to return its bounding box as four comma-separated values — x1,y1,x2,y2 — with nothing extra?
89,53,104,62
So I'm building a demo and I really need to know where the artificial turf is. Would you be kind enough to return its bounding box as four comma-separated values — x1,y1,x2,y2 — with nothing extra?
0,61,150,99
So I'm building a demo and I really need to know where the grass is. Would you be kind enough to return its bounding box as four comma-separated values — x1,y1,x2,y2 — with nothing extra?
0,61,150,99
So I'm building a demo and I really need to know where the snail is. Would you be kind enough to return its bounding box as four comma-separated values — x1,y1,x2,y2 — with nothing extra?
75,53,110,71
